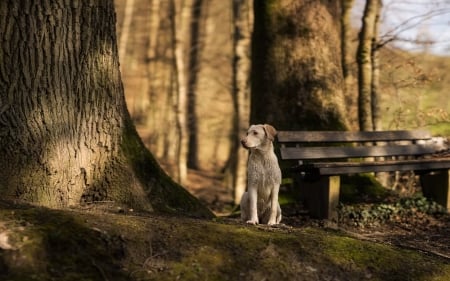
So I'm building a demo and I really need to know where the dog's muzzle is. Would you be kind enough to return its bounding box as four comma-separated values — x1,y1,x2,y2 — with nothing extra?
241,138,250,149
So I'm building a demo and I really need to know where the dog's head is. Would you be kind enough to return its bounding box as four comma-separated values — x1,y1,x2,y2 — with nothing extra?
241,124,277,150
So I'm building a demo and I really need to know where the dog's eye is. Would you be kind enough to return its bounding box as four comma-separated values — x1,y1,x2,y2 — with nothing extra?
253,131,258,136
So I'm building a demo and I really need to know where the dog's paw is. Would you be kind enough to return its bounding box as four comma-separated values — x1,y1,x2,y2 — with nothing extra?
246,220,258,225
267,221,278,226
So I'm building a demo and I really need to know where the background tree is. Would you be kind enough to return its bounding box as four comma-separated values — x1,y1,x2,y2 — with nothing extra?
116,0,234,180
356,0,382,131
370,0,382,131
340,0,357,129
251,0,348,130
224,0,253,204
171,0,191,185
0,0,211,218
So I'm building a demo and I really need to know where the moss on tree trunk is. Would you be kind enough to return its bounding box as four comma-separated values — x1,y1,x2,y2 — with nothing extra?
251,0,348,130
0,0,212,218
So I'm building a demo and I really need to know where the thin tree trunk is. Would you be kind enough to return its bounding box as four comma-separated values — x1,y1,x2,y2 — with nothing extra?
171,0,191,184
371,0,382,131
147,0,178,166
187,0,205,170
341,0,354,85
357,0,380,131
227,0,252,204
341,0,355,127
118,0,135,73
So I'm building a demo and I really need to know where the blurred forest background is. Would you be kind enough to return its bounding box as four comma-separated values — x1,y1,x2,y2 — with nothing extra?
114,0,450,209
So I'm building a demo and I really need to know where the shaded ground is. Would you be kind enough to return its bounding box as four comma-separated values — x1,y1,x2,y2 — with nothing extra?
1,200,449,281
185,169,450,259
0,170,448,280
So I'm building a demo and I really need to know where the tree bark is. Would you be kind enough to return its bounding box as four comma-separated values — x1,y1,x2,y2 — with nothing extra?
227,0,252,204
371,0,382,131
340,0,354,87
0,0,212,218
251,0,348,130
340,0,356,129
357,0,380,131
171,0,191,185
118,0,135,73
187,0,206,170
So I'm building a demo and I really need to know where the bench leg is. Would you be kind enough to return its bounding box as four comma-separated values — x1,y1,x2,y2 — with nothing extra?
297,175,340,220
420,170,450,212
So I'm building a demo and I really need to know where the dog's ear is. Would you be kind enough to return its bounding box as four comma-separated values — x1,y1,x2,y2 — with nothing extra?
263,124,277,141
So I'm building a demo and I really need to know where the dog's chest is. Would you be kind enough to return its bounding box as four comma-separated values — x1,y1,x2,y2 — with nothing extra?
247,152,281,188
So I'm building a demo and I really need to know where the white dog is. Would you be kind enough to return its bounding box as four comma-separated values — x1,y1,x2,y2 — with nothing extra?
240,124,282,225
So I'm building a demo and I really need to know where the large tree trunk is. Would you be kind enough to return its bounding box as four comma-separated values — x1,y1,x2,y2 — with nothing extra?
0,0,212,218
251,0,348,130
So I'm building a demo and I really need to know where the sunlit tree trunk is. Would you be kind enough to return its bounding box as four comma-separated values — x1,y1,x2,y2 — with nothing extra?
226,0,252,204
341,0,356,128
357,0,380,131
341,0,354,88
171,0,191,184
118,0,135,73
371,0,382,131
0,0,212,218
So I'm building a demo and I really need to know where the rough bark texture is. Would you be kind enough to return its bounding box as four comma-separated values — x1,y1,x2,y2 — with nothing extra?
0,0,212,218
251,0,348,130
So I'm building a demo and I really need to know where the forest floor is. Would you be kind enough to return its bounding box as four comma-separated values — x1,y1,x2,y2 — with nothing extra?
1,170,449,281
185,169,450,260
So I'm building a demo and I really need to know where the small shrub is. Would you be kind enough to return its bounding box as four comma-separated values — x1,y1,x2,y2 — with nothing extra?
338,196,446,227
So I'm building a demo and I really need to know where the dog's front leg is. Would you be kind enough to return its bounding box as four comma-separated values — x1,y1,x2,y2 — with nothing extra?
267,185,280,225
246,187,259,225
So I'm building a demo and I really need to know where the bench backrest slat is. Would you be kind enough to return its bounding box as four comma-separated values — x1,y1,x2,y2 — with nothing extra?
280,144,438,160
277,130,432,143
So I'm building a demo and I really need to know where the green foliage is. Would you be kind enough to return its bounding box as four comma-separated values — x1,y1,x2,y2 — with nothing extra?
339,196,447,227
428,121,450,136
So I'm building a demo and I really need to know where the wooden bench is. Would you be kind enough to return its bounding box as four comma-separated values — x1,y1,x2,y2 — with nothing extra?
277,130,450,220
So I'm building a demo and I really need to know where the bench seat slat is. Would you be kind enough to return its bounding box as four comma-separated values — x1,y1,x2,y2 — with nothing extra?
280,144,439,160
294,158,450,175
277,130,432,143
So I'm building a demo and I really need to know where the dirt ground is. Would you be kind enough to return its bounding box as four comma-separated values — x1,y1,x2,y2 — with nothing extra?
184,169,450,260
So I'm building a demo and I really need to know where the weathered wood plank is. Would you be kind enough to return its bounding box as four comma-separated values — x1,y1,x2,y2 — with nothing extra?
277,130,432,143
293,158,450,175
280,144,439,160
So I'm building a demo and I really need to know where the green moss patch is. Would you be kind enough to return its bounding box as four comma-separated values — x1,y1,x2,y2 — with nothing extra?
0,200,449,281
